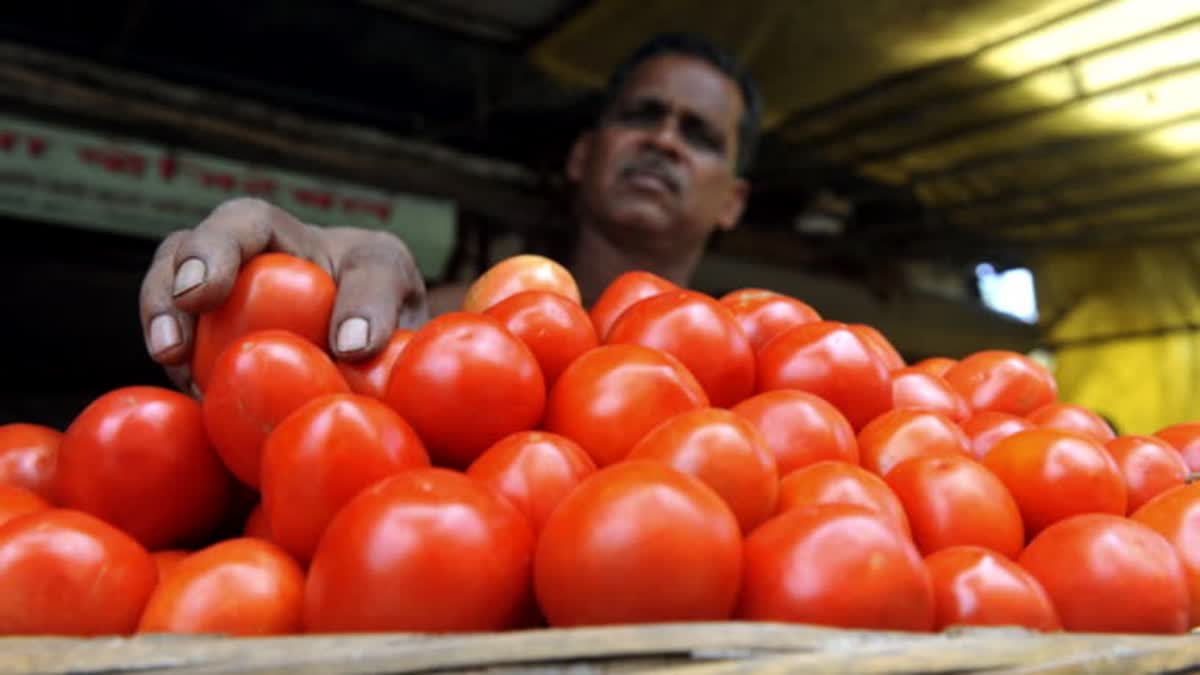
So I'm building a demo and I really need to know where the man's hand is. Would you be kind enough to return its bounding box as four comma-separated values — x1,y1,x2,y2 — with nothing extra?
139,197,429,392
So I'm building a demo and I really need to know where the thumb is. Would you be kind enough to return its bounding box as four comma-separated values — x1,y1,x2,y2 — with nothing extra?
328,232,427,360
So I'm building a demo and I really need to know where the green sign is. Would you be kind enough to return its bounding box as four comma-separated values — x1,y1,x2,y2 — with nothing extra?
0,114,456,277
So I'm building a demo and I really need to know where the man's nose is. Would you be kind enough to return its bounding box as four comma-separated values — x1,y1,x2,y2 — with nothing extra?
642,118,684,158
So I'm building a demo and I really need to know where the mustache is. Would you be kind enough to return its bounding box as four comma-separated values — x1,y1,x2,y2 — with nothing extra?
619,154,681,194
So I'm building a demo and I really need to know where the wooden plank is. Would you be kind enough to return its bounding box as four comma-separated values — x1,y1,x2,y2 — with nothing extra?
0,624,1197,675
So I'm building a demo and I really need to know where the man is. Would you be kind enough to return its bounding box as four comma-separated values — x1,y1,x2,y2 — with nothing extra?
139,32,762,391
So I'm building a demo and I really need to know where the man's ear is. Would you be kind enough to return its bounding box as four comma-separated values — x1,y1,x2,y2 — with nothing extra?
716,178,750,231
566,131,593,183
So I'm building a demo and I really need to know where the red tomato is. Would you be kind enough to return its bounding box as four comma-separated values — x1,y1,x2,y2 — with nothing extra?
731,390,858,476
885,455,1024,558
944,350,1057,416
243,504,272,540
1153,422,1200,472
858,409,971,476
544,345,708,467
737,503,934,630
203,330,349,488
627,408,777,533
756,321,892,430
0,423,61,501
1132,483,1200,626
139,538,303,635
1019,514,1188,633
57,386,232,550
606,290,755,407
0,509,156,635
588,270,676,340
850,324,905,372
485,290,599,388
535,461,741,626
260,394,430,563
386,313,544,468
152,550,189,583
191,253,335,392
0,485,50,527
983,429,1126,536
961,411,1034,460
463,254,581,312
1106,435,1189,514
718,288,820,352
890,368,970,422
336,329,413,400
925,546,1059,631
776,461,911,538
466,431,596,535
305,468,533,632
911,357,956,378
1027,402,1115,443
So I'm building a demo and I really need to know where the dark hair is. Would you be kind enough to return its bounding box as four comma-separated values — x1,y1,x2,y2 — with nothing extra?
600,32,763,176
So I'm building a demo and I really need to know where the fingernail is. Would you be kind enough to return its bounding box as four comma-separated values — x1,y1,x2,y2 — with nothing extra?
149,314,181,355
336,317,370,353
173,258,206,296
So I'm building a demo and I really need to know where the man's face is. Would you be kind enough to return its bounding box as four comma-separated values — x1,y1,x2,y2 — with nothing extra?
568,54,749,254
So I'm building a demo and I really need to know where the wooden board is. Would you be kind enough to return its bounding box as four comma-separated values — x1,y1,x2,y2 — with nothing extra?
0,623,1197,674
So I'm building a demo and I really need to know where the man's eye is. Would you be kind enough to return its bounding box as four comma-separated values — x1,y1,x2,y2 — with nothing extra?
684,124,723,152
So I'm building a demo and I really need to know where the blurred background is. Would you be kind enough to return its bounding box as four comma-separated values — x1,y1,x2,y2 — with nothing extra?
2,0,1198,434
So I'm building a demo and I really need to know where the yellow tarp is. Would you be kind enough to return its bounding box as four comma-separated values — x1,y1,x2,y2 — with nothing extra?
1035,244,1200,435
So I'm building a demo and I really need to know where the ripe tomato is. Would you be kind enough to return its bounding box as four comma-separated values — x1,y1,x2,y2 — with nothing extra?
544,345,708,467
731,390,858,476
885,454,1024,558
858,409,971,476
925,546,1059,631
718,288,820,352
776,461,911,538
911,357,956,378
606,290,754,407
139,538,304,635
588,270,676,340
1019,514,1188,633
1153,422,1200,472
1027,402,1115,443
535,461,741,626
756,321,892,430
943,350,1057,416
305,468,533,632
243,504,272,540
485,290,599,388
57,386,232,550
152,550,189,583
0,423,61,501
1132,483,1200,626
961,411,1034,460
466,431,596,535
463,254,581,312
627,408,777,533
850,324,905,372
385,313,544,468
890,368,970,422
737,503,934,631
0,509,156,635
983,429,1126,536
0,485,49,527
336,329,413,400
203,330,349,488
1106,435,1189,514
260,394,430,563
191,253,335,392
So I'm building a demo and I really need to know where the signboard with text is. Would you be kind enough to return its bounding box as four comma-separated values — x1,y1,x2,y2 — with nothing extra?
0,114,455,277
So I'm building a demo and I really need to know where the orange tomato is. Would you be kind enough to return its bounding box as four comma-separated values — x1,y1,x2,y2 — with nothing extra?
462,254,580,312
925,546,1059,631
718,288,820,352
0,423,61,501
776,461,911,538
1027,402,1115,444
857,409,971,476
1106,435,1189,514
588,270,676,341
944,350,1057,416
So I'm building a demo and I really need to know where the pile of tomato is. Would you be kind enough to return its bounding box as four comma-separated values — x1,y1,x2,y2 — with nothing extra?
2,251,1200,637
